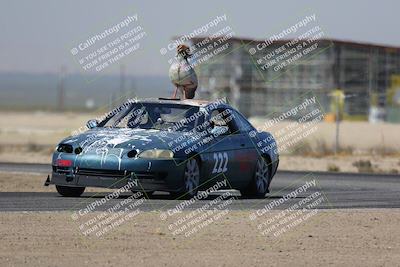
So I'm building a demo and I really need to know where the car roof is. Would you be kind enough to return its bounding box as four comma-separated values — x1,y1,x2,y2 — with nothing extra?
132,98,229,108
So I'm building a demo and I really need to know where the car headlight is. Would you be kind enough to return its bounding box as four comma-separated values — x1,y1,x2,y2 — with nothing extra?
138,149,174,159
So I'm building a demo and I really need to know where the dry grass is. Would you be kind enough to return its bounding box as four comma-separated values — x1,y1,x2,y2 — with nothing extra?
352,160,374,173
327,163,340,172
291,139,354,157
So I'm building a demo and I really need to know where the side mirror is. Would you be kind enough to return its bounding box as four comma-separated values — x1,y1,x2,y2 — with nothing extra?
86,119,98,129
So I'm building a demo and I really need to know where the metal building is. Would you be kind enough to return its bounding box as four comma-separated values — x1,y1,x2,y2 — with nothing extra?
185,37,400,120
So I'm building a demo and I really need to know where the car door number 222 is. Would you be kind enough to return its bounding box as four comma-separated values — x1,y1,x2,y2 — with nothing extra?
212,152,228,173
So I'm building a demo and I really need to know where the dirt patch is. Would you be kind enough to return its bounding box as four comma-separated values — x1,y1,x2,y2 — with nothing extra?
279,155,400,174
0,210,399,266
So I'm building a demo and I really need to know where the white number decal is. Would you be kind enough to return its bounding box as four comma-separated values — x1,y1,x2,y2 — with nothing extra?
217,153,224,173
212,152,229,173
222,152,228,172
212,153,219,173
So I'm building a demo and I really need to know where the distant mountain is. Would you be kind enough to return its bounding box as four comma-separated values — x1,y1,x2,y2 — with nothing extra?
0,72,171,110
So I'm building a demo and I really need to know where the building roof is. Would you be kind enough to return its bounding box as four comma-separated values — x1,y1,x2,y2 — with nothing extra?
184,36,400,52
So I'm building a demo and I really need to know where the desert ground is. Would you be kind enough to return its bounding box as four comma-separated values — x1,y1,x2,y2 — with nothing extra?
0,173,399,266
1,111,399,173
0,209,399,266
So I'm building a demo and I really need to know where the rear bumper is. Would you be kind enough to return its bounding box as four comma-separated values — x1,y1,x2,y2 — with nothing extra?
49,158,186,192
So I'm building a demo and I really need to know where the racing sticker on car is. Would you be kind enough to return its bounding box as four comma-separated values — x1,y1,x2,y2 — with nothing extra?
212,152,228,173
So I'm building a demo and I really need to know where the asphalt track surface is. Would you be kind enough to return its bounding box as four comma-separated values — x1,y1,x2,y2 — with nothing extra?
0,162,399,211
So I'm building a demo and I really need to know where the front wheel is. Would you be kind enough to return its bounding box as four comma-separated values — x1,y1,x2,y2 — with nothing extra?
56,185,85,197
240,157,270,198
171,158,200,199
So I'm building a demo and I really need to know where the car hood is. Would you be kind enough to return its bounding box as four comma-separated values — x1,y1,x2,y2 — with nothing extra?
60,128,187,154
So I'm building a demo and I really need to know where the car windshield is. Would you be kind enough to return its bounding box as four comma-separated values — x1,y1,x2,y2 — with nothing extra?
98,102,203,131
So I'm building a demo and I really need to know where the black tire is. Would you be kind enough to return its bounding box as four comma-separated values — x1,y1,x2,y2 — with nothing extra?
171,158,200,200
56,185,85,197
240,156,271,199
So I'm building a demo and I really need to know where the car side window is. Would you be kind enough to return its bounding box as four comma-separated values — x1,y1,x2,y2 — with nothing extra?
209,108,238,135
231,109,254,133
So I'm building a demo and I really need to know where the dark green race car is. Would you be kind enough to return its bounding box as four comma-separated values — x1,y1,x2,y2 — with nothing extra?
46,98,279,199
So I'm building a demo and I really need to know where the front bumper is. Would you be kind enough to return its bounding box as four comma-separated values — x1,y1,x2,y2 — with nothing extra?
49,158,186,192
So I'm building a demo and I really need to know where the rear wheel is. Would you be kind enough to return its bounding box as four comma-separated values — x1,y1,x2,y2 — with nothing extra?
171,158,200,199
56,185,85,197
240,157,270,198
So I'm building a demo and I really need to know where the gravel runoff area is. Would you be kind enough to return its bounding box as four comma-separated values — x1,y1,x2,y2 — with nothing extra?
0,210,399,266
0,172,399,266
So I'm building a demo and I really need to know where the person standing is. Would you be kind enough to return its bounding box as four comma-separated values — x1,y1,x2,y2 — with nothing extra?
169,44,198,99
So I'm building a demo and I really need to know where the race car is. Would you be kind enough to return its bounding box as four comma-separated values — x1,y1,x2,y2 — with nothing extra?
45,98,279,199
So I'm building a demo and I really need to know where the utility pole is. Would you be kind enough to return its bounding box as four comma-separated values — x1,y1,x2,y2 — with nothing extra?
130,77,136,99
334,93,340,155
331,91,354,155
109,92,116,110
58,65,66,111
368,48,373,102
333,46,341,155
120,64,125,102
